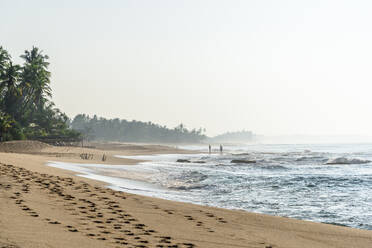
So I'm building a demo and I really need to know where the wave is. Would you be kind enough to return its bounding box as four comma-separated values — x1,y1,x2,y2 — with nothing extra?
167,184,207,190
295,156,328,162
325,157,371,165
260,164,289,170
177,171,208,183
162,171,209,190
232,153,251,156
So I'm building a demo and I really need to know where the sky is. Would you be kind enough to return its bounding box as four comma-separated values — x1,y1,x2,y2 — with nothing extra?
2,0,372,137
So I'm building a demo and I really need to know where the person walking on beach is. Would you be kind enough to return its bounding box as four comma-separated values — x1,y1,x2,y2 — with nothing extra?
208,144,211,154
220,144,223,154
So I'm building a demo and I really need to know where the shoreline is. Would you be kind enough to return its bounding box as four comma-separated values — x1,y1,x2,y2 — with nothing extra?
46,152,372,231
1,141,371,248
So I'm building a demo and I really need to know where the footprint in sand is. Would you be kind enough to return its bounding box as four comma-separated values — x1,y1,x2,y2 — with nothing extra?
164,210,174,215
48,221,61,224
29,212,39,217
184,215,194,221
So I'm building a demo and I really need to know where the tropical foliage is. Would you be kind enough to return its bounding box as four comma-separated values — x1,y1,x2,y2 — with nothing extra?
0,45,206,143
0,46,80,141
71,114,206,143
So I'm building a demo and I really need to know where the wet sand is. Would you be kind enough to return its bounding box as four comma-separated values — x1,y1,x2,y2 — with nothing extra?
0,141,371,248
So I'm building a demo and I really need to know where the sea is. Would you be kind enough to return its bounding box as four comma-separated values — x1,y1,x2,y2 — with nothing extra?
47,143,372,230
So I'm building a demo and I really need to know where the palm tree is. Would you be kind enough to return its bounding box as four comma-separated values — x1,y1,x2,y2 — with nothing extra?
0,47,11,103
0,110,14,141
20,46,51,116
0,46,11,74
0,62,22,117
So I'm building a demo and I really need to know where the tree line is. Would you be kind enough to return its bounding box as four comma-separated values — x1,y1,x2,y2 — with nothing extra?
71,114,207,143
0,45,206,144
0,46,79,141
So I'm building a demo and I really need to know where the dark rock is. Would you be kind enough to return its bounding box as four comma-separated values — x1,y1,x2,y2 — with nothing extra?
176,159,191,163
231,159,256,164
232,153,250,156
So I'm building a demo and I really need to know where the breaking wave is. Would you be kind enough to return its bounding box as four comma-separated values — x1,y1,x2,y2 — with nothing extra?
47,143,372,231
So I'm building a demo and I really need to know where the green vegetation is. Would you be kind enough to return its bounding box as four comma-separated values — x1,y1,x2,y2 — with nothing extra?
0,46,80,142
71,114,206,143
0,46,206,144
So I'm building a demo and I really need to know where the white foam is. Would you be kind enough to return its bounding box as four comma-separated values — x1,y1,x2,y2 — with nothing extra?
46,161,165,194
115,153,209,162
44,143,372,231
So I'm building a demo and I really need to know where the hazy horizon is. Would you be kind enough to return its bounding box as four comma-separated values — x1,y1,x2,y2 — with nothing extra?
3,0,372,137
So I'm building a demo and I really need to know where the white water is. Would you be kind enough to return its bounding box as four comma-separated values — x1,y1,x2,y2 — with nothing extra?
47,143,372,230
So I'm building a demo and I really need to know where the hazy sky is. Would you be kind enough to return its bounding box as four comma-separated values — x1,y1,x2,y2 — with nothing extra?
2,0,372,136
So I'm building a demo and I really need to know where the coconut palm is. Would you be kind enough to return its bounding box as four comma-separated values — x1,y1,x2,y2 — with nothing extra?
0,46,79,142
20,46,51,116
0,46,11,73
0,62,22,116
0,47,12,101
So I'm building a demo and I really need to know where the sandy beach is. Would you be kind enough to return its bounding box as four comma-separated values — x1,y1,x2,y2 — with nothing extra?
0,141,371,248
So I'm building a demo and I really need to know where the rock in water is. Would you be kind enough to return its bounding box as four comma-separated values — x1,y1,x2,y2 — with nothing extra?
176,159,191,163
326,157,370,165
231,159,256,164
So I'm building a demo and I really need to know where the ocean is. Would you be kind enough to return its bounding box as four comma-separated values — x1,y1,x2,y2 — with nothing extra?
47,143,372,230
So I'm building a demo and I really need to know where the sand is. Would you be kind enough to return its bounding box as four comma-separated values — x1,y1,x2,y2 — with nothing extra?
0,141,371,248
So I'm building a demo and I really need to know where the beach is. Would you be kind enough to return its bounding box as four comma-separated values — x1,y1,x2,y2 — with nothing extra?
0,141,371,248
